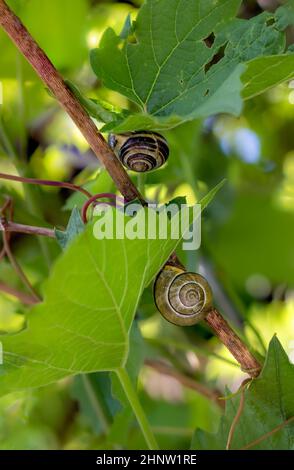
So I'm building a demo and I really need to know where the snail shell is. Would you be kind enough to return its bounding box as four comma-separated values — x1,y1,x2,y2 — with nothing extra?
108,131,169,173
154,265,213,326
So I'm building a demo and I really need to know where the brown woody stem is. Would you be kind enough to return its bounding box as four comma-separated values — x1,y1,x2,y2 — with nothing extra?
0,172,92,199
0,219,55,238
0,281,39,305
205,309,262,378
0,0,262,377
2,230,41,302
145,358,224,409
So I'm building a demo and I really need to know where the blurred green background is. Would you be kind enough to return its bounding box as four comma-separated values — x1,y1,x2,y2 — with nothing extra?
0,0,293,449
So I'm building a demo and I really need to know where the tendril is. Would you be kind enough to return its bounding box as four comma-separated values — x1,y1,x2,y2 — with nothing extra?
81,193,124,223
0,172,92,199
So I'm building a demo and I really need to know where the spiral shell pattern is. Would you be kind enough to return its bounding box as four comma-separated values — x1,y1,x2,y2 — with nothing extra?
108,131,169,173
154,265,213,326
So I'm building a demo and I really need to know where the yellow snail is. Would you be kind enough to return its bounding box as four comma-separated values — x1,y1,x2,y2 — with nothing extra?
108,131,169,172
154,265,213,326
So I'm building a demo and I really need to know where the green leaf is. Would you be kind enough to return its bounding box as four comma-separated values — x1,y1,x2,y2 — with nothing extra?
55,207,85,249
242,54,294,100
71,372,120,435
119,14,134,40
66,80,125,124
0,206,195,396
193,336,294,450
90,0,291,132
275,0,294,31
199,179,226,211
72,323,145,441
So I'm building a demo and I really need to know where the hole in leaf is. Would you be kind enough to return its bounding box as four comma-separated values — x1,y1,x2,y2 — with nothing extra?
203,32,215,48
204,44,227,74
204,89,210,96
266,17,275,26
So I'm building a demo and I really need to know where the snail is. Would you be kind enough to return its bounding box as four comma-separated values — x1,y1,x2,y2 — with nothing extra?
154,265,213,326
108,131,169,173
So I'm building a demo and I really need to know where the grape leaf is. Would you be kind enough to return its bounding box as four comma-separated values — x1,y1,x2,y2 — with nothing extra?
55,207,85,249
90,0,293,132
0,206,196,396
242,54,294,100
193,336,294,450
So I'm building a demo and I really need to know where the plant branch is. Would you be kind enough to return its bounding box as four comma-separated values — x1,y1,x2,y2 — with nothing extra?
0,219,55,238
0,281,39,305
0,172,92,199
226,379,250,450
145,337,239,368
2,230,41,302
145,358,224,409
205,309,262,378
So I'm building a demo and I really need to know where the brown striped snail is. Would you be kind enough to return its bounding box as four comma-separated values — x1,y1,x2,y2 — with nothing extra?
108,131,169,172
154,265,213,326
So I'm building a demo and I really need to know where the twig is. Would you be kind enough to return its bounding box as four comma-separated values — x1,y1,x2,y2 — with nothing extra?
145,359,224,409
0,281,39,305
0,172,92,199
205,310,262,378
2,230,41,302
240,416,294,450
81,192,124,223
145,337,239,368
0,219,55,238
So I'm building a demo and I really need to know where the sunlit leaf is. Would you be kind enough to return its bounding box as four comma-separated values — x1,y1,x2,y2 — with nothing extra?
0,206,196,396
193,336,294,450
90,0,291,131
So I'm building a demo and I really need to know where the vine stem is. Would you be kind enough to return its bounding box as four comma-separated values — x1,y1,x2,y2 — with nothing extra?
0,0,263,378
226,380,248,450
145,359,224,409
0,219,55,238
2,230,41,302
205,310,261,378
145,337,239,368
116,368,159,450
0,281,38,305
240,416,294,450
0,172,92,199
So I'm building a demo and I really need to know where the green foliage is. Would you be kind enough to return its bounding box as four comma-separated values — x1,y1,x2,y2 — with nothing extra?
0,0,294,452
90,0,294,131
0,207,197,396
55,207,85,249
193,337,294,450
243,55,294,99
